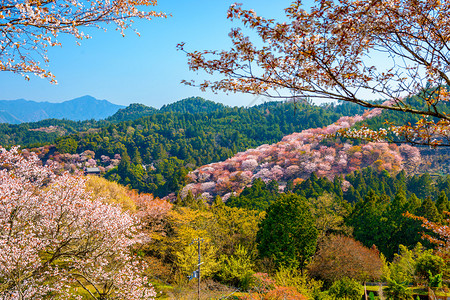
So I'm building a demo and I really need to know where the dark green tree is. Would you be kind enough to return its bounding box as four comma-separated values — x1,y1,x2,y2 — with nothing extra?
256,193,318,269
348,190,390,255
436,191,449,215
407,174,434,200
117,151,132,186
56,137,78,154
226,178,278,211
417,197,441,223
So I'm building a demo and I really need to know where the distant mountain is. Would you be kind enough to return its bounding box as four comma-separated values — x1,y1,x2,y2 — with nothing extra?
0,110,23,124
0,96,125,123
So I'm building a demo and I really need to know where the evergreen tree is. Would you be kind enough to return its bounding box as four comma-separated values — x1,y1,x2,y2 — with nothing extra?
406,193,422,213
256,193,318,269
436,191,449,215
117,151,132,186
417,197,441,223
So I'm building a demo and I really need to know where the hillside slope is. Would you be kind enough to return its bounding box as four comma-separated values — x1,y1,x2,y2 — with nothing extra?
180,105,422,201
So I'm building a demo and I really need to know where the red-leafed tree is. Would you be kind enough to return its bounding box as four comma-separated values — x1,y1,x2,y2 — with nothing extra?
406,212,450,263
180,0,450,146
308,235,383,284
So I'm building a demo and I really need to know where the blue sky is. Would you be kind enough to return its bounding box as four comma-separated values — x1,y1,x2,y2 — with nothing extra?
0,1,298,108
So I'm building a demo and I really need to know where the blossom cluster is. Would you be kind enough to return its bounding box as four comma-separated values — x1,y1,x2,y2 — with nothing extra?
28,145,121,174
0,147,155,299
181,107,421,200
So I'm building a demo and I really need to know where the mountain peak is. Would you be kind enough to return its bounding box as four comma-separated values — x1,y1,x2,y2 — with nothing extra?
0,96,124,123
159,97,227,114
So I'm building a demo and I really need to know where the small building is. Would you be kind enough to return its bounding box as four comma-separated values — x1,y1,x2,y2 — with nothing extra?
85,167,101,176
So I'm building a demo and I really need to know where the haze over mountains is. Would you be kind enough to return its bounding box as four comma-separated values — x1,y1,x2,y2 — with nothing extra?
0,95,125,123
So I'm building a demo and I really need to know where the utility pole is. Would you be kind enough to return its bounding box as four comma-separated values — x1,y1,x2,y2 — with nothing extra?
189,238,204,300
197,238,202,300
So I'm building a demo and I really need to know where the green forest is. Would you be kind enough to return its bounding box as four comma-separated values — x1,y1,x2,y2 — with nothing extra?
33,98,360,197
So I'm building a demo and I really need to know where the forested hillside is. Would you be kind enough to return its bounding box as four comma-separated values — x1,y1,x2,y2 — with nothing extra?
180,105,423,201
48,98,347,197
0,97,224,147
16,97,448,199
0,118,107,147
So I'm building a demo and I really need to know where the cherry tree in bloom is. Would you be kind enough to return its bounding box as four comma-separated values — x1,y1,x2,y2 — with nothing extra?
101,155,111,164
1,0,166,81
180,0,450,146
399,144,422,170
86,158,97,167
0,147,156,299
241,158,258,171
132,191,172,239
181,106,422,199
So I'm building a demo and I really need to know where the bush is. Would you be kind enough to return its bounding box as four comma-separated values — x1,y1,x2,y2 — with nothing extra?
328,277,363,300
415,252,444,281
215,244,255,289
428,271,443,289
384,279,413,300
273,267,323,299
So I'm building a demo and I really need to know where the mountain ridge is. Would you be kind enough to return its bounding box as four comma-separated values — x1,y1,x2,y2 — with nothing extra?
0,95,125,123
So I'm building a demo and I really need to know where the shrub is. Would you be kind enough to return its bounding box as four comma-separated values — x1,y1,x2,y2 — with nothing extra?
384,279,413,300
328,277,363,300
215,245,255,289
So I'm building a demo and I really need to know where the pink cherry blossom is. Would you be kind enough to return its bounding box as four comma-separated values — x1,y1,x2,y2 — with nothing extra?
0,147,156,299
181,106,422,199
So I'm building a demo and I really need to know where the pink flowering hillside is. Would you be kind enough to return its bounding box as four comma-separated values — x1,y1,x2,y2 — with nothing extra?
181,107,421,201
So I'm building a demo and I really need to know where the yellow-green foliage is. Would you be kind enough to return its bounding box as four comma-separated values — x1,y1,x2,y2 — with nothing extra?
85,176,136,211
152,199,264,282
166,207,219,278
210,203,265,255
386,243,444,285
274,267,323,299
216,244,255,289
175,241,219,279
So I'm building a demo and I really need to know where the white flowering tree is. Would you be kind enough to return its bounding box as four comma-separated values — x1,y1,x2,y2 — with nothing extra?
0,147,156,299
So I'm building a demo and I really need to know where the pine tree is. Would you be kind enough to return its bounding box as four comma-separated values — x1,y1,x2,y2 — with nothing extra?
418,197,441,223
436,191,449,215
